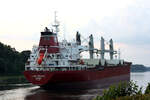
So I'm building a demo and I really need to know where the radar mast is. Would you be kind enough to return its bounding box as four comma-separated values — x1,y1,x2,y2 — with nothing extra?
52,11,59,34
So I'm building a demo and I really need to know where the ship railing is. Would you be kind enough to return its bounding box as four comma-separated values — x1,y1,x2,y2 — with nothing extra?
25,65,89,71
39,46,59,49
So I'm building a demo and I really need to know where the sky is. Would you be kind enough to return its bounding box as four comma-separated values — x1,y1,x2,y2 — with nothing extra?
0,0,150,66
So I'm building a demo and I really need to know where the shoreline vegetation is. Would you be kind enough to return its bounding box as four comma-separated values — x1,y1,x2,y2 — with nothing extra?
0,75,30,90
0,42,30,75
131,64,150,72
0,75,28,84
94,81,150,100
0,42,31,90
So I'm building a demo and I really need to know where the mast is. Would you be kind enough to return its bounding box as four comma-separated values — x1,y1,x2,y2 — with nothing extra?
100,37,105,59
89,34,94,59
76,31,81,45
109,39,114,60
52,11,59,34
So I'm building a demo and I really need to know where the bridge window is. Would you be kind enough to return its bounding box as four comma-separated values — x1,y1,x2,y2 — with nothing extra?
44,37,50,40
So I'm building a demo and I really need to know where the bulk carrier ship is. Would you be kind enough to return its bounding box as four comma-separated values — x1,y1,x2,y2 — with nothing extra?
24,14,131,89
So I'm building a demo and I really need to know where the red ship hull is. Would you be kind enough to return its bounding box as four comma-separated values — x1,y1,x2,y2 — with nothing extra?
24,64,131,89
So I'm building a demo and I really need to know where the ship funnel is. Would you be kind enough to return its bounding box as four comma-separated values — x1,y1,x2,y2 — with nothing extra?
101,37,105,59
76,31,81,45
109,39,114,59
89,34,94,59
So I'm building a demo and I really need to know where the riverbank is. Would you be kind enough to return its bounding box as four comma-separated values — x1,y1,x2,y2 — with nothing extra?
0,75,28,84
0,75,31,90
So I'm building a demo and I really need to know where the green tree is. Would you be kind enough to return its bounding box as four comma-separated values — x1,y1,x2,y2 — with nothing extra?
0,42,31,75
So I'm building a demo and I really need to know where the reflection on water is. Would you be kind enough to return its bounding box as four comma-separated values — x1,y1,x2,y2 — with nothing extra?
0,86,104,100
0,86,39,100
0,83,33,91
0,72,150,100
131,72,150,90
25,88,104,100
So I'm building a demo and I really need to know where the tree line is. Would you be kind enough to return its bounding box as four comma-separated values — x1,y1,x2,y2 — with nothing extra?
0,42,30,75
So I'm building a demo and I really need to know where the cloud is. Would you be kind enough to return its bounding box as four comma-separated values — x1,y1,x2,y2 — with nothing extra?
76,0,150,65
99,1,150,45
115,43,150,66
78,0,150,45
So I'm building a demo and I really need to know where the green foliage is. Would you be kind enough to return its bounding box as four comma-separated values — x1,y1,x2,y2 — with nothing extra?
94,81,142,100
145,83,150,94
94,82,150,100
0,42,30,75
0,75,28,84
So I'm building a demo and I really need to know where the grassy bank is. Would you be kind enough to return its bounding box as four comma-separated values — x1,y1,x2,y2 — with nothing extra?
0,75,32,91
0,75,30,90
0,75,28,85
94,81,150,100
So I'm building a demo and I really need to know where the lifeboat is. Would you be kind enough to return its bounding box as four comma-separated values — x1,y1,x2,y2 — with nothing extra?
38,53,44,65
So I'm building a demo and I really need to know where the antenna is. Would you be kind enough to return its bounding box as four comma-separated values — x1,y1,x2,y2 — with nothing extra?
52,11,60,34
63,23,66,40
118,49,121,60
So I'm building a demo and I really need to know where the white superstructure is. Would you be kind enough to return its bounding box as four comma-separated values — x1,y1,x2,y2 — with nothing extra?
25,32,124,71
25,13,124,71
